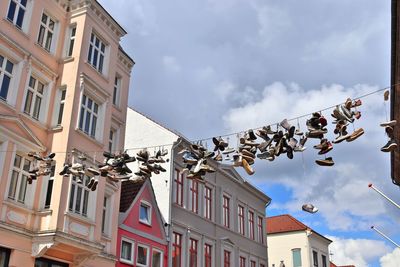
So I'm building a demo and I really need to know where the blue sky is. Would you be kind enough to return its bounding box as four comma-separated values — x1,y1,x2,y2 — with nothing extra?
99,0,400,265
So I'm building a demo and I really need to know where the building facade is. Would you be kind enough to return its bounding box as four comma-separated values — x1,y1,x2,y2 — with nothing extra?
0,0,133,266
266,215,332,267
117,179,168,267
125,108,271,267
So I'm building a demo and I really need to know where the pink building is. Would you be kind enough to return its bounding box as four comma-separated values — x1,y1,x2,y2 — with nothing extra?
0,0,133,266
117,180,168,267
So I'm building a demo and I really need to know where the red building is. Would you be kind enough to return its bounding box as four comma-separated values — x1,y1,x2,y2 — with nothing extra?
116,179,168,267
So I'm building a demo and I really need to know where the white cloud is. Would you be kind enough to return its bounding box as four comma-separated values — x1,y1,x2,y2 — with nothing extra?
380,248,400,267
328,236,392,267
162,56,181,73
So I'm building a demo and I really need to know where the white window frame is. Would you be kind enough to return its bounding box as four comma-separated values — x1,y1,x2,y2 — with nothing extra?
152,248,163,267
113,75,121,106
136,243,150,267
120,237,135,265
68,175,90,217
0,54,15,102
139,200,152,225
101,194,111,235
7,153,31,204
53,86,66,126
6,0,30,30
37,12,57,53
108,128,118,153
65,24,76,57
87,32,107,73
78,94,99,139
41,162,55,209
23,75,45,120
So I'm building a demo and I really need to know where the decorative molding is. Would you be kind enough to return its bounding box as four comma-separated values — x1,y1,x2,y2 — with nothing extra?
73,252,96,266
31,241,54,257
7,210,27,225
69,222,89,236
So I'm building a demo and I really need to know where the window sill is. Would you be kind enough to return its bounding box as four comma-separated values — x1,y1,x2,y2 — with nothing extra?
2,18,30,39
75,128,104,148
139,220,152,227
101,234,111,241
63,56,74,63
0,98,17,112
120,259,134,265
50,125,63,132
3,199,33,214
34,42,55,57
20,112,48,131
65,211,96,226
84,61,109,82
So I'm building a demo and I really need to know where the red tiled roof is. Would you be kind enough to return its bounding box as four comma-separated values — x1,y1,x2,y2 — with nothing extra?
266,214,308,234
331,263,355,267
119,180,146,212
330,262,338,267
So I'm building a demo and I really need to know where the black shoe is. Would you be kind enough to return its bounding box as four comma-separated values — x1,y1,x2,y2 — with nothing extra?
59,164,70,176
381,140,398,152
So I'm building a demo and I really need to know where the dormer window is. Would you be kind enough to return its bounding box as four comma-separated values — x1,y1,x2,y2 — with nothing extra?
139,201,151,225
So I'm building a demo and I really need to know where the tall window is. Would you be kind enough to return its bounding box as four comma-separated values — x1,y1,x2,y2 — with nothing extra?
139,201,151,225
137,244,149,267
24,76,44,120
108,129,117,152
7,0,27,29
251,260,256,267
113,76,121,106
172,232,182,267
204,244,212,267
224,250,230,267
292,249,302,267
56,89,66,125
204,186,212,220
44,164,55,209
238,205,245,235
321,255,327,267
240,256,246,267
174,169,183,206
152,250,163,267
8,154,31,204
222,195,230,228
248,211,255,240
312,251,318,267
120,239,134,264
37,13,55,52
68,176,90,216
102,196,110,235
66,25,76,57
0,246,11,267
87,33,106,73
189,238,198,267
0,55,14,101
257,216,264,243
190,180,199,213
78,94,98,138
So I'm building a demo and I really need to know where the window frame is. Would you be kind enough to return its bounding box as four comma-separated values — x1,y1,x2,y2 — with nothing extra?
238,205,245,235
250,260,256,267
87,32,107,73
152,248,163,267
68,175,90,217
78,94,99,139
101,195,111,235
6,0,27,29
189,238,198,267
113,75,121,106
190,179,199,214
312,250,318,267
172,232,182,267
7,153,31,204
136,243,150,267
34,257,68,267
37,12,56,53
56,87,66,126
321,254,327,267
139,200,152,225
204,243,212,267
248,210,255,240
240,256,246,267
257,216,264,243
0,246,11,267
66,24,76,57
120,237,135,265
222,195,230,228
223,250,231,267
23,75,45,121
292,248,302,267
0,54,14,102
174,169,184,206
204,185,212,220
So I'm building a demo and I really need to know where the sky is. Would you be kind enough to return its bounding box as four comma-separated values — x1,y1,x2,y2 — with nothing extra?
99,0,400,266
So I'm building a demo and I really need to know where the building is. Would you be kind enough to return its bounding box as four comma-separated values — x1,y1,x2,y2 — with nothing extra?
117,179,168,267
330,262,355,267
125,108,271,267
391,0,400,187
266,214,332,267
0,0,133,266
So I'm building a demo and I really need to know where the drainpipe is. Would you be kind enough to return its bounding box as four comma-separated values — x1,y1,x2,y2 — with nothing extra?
168,137,182,267
265,198,272,267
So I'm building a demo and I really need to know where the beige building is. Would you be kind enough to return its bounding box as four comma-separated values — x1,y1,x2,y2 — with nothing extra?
266,215,331,267
0,0,133,266
125,108,271,267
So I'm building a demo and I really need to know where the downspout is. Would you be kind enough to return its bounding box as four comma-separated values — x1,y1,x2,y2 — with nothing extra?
265,198,272,267
168,137,182,267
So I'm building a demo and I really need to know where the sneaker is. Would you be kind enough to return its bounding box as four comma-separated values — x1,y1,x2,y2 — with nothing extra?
59,164,71,176
380,120,397,127
286,146,294,159
231,154,243,167
154,164,167,172
294,129,304,136
87,177,95,188
86,167,101,176
256,129,270,141
315,157,334,166
90,180,98,191
353,111,361,120
318,141,333,155
213,152,223,161
385,126,394,139
302,203,318,213
351,99,362,107
258,140,272,152
346,128,364,142
384,90,390,101
344,98,352,110
280,119,295,138
241,158,255,175
182,152,198,164
245,129,258,141
381,139,398,152
222,147,235,155
103,151,116,158
332,133,350,144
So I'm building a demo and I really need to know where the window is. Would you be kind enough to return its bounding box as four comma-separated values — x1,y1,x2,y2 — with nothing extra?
190,180,199,213
34,257,68,267
120,239,134,264
240,256,246,267
251,261,256,267
87,32,106,73
312,251,318,267
68,176,90,216
0,55,14,101
56,88,66,125
222,195,230,228
248,211,255,240
204,244,212,267
7,0,27,29
0,246,11,267
224,250,231,267
321,255,327,267
292,249,302,267
8,154,31,203
102,196,110,235
174,169,183,206
108,129,117,152
113,76,121,106
44,164,55,209
152,250,162,267
189,238,198,267
137,244,149,266
238,205,245,235
78,94,98,138
37,13,55,52
139,202,151,225
24,76,45,120
257,216,264,243
66,25,76,57
204,186,212,220
172,232,182,267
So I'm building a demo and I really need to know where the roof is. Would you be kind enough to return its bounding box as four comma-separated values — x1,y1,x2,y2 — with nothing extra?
266,214,332,243
331,263,355,267
119,180,146,212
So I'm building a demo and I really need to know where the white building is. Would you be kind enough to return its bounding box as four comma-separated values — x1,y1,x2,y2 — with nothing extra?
266,214,332,267
125,108,271,267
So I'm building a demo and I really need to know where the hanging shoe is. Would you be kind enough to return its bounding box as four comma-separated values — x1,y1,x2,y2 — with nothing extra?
231,154,243,167
318,141,333,155
353,111,361,120
87,177,95,188
280,119,295,138
385,126,394,139
182,152,198,164
381,139,398,152
90,179,98,191
384,90,390,101
352,99,362,107
86,167,101,177
346,128,364,142
241,158,255,175
315,157,334,166
213,151,223,161
380,120,397,127
302,203,318,213
294,129,304,136
256,128,270,141
286,146,294,159
59,164,71,176
154,164,167,172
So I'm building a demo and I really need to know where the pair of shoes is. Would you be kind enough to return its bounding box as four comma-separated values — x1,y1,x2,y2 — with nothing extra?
212,137,229,151
314,139,333,155
280,119,296,138
87,177,98,191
